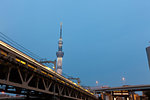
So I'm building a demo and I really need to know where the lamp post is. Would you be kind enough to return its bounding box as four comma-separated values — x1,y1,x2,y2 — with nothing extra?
96,81,98,86
122,77,125,85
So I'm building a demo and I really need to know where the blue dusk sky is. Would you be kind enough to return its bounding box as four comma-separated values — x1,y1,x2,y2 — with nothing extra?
0,0,150,87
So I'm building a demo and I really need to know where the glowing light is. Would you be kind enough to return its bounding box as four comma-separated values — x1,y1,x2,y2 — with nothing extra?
96,81,98,86
122,77,125,81
20,60,26,65
1,91,5,94
16,58,20,62
0,50,7,56
45,67,52,71
28,64,36,70
73,83,77,85
96,81,98,84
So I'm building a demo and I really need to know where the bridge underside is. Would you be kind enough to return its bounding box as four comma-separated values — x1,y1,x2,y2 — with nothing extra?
0,54,96,100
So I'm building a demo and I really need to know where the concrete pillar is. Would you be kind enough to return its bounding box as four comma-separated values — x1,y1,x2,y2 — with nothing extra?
106,96,110,100
103,93,106,100
124,97,129,100
131,92,135,100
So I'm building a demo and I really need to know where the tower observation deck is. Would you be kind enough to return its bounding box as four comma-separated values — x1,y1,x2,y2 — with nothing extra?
56,23,64,75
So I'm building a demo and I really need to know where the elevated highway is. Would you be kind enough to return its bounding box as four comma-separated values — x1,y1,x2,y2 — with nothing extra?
94,84,150,94
0,40,97,100
93,85,150,100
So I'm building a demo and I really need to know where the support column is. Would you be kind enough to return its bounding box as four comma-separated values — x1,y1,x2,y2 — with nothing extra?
131,91,135,100
7,67,11,82
102,92,106,100
124,97,127,100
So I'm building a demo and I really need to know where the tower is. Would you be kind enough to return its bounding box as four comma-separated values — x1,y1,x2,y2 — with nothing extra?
56,22,64,75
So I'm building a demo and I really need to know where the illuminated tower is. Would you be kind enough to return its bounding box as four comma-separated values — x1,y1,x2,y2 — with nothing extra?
56,23,64,75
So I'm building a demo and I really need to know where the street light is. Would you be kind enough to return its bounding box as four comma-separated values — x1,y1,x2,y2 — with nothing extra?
122,77,125,81
1,91,5,94
96,81,98,86
122,77,125,85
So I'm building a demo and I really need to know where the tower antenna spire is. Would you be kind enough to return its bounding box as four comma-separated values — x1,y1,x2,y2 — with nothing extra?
60,22,62,39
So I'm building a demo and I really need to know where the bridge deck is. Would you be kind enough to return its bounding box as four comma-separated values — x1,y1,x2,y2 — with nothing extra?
0,40,97,100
